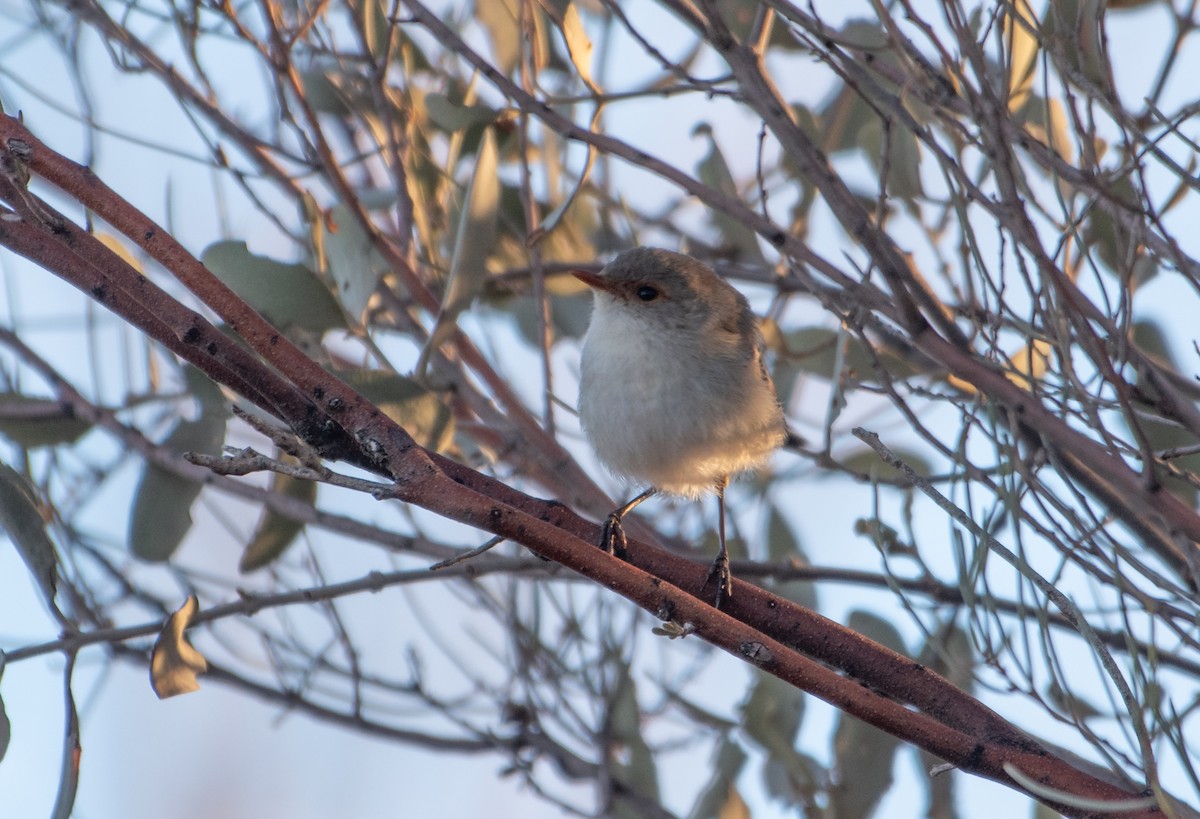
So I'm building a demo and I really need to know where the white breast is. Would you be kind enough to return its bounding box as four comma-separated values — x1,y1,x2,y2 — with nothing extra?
578,299,784,498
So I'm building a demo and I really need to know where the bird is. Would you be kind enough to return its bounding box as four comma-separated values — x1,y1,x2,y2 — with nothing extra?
574,247,788,607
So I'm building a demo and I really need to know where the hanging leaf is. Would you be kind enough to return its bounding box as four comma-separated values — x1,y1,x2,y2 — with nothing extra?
239,460,318,573
741,670,805,757
829,611,907,819
918,623,975,819
417,127,500,375
1005,0,1039,112
0,462,57,606
782,327,923,382
150,596,208,699
340,369,455,452
843,446,931,480
1132,321,1199,507
561,3,597,92
687,739,747,819
201,241,346,335
694,123,764,263
763,505,816,609
607,664,660,815
425,93,502,132
475,0,520,74
129,407,228,562
0,395,93,448
0,691,10,764
49,674,79,819
324,204,388,323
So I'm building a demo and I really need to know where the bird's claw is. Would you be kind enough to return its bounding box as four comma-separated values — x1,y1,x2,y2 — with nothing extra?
600,513,628,558
707,553,733,609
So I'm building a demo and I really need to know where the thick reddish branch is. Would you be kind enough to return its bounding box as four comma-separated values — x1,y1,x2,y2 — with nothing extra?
0,116,1164,816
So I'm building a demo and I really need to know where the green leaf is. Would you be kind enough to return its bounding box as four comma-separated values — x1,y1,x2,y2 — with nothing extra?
782,326,923,382
1132,321,1197,506
201,241,346,335
425,92,501,132
0,691,10,764
688,739,747,819
763,505,816,609
354,0,391,61
418,128,500,374
741,670,805,757
340,369,455,452
918,623,974,819
694,124,764,263
0,395,93,448
607,665,660,815
324,204,387,323
239,463,318,573
150,596,208,698
0,462,57,605
829,611,907,819
130,409,228,562
844,446,931,480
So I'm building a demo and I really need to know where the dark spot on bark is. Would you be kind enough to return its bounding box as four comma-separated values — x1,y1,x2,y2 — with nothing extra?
205,342,218,355
182,326,202,344
269,334,279,346
767,599,777,608
768,231,786,247
144,228,156,241
90,285,107,301
312,386,325,400
327,396,344,412
489,508,502,522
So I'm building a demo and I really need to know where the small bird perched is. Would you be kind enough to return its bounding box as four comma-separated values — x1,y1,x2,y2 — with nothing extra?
574,247,788,606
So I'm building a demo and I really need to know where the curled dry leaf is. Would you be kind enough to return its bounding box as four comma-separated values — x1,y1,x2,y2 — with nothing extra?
150,595,208,699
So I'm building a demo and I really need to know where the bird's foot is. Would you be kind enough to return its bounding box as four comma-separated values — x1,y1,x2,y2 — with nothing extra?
599,513,628,558
707,553,733,609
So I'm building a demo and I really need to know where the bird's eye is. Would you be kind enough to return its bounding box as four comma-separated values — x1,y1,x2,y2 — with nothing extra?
635,286,659,302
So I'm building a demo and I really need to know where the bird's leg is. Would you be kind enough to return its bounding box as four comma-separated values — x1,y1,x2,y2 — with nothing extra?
600,487,656,558
707,477,734,608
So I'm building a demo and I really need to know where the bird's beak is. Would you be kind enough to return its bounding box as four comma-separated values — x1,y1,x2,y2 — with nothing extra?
571,269,615,293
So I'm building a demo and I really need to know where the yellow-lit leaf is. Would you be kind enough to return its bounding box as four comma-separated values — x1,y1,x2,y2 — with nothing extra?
239,459,318,573
417,128,500,375
1006,0,1039,112
150,596,208,699
94,231,143,273
561,4,597,91
716,785,750,819
1006,338,1052,390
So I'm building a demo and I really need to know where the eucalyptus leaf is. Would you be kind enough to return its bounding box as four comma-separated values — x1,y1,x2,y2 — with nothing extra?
607,666,659,814
0,691,10,764
150,596,208,698
0,462,57,606
129,409,228,562
239,463,318,573
340,369,454,452
829,611,908,819
0,394,92,448
325,204,387,322
687,739,747,819
425,92,501,132
202,240,345,335
561,3,596,90
695,124,764,263
418,128,500,374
